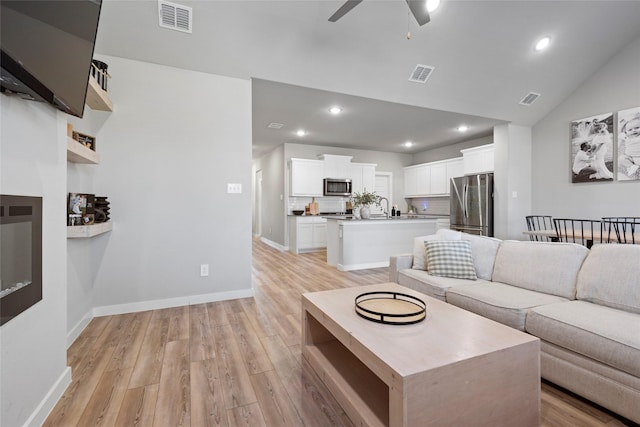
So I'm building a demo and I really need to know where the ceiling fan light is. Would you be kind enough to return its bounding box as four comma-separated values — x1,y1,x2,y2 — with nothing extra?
426,0,440,13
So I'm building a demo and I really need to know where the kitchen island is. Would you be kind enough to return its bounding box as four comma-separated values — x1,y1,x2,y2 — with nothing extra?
325,216,438,271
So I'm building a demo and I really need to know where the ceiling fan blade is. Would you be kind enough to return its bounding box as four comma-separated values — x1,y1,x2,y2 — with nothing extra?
406,0,430,26
328,0,363,22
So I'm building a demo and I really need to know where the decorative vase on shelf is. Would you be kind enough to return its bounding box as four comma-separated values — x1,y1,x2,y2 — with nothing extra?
360,206,371,219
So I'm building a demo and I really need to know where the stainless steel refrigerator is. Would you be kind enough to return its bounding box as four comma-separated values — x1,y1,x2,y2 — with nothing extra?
450,173,494,236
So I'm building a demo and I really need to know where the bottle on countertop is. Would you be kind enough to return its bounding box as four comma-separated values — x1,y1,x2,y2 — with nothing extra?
391,205,396,217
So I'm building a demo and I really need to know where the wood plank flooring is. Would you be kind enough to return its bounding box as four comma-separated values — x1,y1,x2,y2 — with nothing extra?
44,238,634,426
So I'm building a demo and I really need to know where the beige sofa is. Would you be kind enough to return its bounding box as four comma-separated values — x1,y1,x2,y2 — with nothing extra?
389,230,640,423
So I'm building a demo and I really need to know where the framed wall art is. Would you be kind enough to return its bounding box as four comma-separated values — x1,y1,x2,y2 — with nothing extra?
571,112,614,183
617,106,640,181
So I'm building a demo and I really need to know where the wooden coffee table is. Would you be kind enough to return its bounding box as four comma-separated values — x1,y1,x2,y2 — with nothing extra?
302,282,540,427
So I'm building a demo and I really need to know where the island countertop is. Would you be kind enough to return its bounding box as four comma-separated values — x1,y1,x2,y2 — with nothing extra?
323,215,446,222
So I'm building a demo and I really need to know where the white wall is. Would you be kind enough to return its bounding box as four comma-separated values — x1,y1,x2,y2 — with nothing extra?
68,55,253,315
411,135,493,164
1,97,70,426
532,35,640,217
252,145,285,247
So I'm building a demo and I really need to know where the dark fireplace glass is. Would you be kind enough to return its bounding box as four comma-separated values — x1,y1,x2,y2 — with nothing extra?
0,195,42,326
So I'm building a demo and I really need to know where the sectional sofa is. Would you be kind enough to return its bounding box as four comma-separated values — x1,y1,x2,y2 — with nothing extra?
389,229,640,424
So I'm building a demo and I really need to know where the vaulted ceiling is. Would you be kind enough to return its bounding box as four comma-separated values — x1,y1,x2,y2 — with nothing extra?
94,0,640,157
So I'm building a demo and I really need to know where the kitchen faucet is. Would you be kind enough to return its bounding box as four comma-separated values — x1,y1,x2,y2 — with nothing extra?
380,197,390,219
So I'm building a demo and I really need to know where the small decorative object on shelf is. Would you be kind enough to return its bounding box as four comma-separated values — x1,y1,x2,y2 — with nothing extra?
68,193,95,226
349,189,381,219
94,196,110,223
90,59,110,92
71,131,96,151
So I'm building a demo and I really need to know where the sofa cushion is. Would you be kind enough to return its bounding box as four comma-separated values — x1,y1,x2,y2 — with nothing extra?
492,241,588,299
412,228,461,270
460,233,502,280
526,300,640,378
424,240,477,280
576,244,640,314
398,269,490,301
445,282,569,331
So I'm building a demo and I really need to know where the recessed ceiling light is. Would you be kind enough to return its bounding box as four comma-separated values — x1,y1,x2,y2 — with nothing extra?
535,36,551,51
404,141,414,148
426,0,440,13
329,106,342,115
457,125,468,132
296,129,306,137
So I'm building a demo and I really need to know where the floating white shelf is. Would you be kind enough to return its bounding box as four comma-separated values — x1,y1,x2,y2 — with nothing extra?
85,76,113,112
67,137,99,164
67,221,113,239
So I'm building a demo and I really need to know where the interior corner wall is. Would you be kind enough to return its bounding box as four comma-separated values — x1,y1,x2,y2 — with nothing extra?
1,97,69,426
493,124,532,240
84,55,253,311
532,35,640,217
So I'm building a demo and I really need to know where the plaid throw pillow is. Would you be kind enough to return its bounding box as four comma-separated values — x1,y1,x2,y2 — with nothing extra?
424,240,477,280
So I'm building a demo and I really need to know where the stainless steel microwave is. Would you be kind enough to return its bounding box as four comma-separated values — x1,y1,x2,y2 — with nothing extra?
323,178,352,196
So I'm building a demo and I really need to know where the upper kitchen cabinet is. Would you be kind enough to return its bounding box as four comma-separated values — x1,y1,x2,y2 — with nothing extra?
349,163,376,194
320,154,352,178
461,144,494,175
290,158,324,197
404,158,464,197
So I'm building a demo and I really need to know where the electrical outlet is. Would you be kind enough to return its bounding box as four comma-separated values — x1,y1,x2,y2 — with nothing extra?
200,264,209,277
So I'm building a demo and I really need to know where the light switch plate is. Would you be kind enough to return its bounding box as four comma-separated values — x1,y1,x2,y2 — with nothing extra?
227,183,242,194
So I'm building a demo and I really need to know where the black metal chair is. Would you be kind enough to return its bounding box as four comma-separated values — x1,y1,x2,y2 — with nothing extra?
602,217,640,244
525,215,556,242
553,218,604,249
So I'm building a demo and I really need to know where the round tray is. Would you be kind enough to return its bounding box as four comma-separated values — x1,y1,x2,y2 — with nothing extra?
354,291,426,325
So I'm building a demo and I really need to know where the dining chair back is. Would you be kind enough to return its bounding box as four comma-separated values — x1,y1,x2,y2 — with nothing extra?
602,217,640,244
525,215,555,242
553,218,604,249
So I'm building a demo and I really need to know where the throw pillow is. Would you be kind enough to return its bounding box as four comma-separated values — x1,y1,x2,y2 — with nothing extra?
412,229,461,270
424,240,477,280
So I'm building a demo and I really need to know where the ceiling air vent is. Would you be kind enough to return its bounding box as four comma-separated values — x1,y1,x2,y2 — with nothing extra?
519,92,541,106
267,123,284,129
408,64,435,83
158,0,192,34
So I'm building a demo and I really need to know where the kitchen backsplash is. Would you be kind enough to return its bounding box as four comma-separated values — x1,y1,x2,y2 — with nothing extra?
288,197,349,214
408,197,450,215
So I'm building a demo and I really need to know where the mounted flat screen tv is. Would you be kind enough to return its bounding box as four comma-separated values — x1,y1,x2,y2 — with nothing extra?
0,0,102,118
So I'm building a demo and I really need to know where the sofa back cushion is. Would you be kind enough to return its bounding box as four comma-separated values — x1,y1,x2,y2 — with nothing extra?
412,229,461,270
492,241,588,299
460,233,502,280
576,244,640,314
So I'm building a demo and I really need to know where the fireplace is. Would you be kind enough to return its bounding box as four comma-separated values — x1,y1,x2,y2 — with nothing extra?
1,195,42,326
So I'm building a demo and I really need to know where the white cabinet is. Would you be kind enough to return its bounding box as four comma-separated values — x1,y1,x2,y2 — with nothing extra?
290,158,324,197
349,163,377,194
404,158,463,197
289,216,327,253
321,154,352,178
461,144,494,175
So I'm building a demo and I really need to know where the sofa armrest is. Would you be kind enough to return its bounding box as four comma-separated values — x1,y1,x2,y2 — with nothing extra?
389,253,414,283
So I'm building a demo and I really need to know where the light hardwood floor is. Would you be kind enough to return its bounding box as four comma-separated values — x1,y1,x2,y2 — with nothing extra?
44,238,634,426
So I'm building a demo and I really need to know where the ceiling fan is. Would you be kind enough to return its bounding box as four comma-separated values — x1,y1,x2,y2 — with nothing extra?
329,0,432,26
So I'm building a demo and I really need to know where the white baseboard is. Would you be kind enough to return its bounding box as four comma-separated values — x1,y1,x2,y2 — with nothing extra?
337,261,389,271
67,311,93,348
92,288,255,317
23,366,72,427
260,237,287,252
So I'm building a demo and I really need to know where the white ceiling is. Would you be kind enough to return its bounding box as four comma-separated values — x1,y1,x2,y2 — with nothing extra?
94,0,640,157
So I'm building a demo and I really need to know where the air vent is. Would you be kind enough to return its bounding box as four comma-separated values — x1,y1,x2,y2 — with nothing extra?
408,64,435,83
158,0,192,33
267,123,284,129
519,92,541,106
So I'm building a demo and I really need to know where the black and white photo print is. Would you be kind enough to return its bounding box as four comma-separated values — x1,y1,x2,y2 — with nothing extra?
571,113,614,183
617,106,640,181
